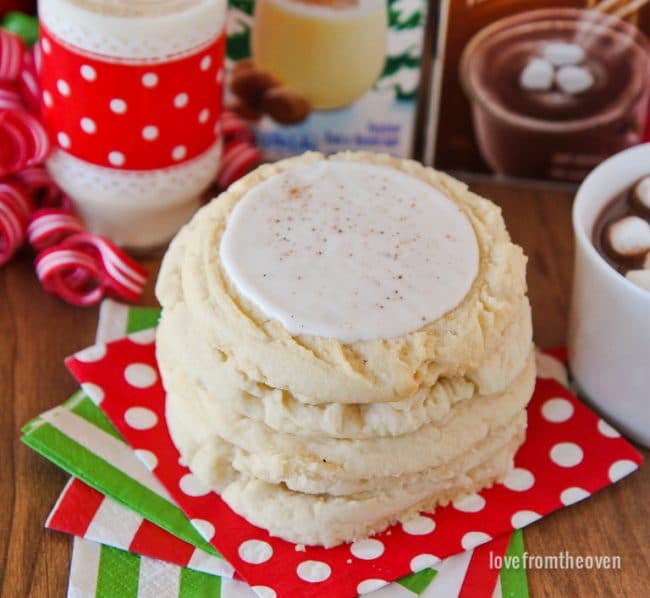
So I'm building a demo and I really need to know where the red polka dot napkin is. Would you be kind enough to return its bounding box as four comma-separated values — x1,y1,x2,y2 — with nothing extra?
66,338,642,598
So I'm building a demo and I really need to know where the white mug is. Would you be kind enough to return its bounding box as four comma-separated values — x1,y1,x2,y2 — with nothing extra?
569,143,650,448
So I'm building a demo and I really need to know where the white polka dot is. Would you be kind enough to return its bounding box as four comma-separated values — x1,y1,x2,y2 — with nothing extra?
410,553,441,572
110,98,127,114
57,132,71,149
198,108,210,124
535,352,569,386
75,344,106,362
172,145,187,161
179,473,210,497
81,382,105,405
452,493,486,513
608,459,638,483
550,442,583,467
57,79,70,96
134,449,158,471
357,579,387,594
350,539,384,560
200,55,212,71
128,329,157,345
461,531,492,550
41,38,52,54
43,91,53,107
503,467,535,492
251,587,276,598
142,126,159,141
296,561,331,583
598,419,621,438
174,93,189,108
124,406,158,430
191,518,215,541
238,539,273,564
80,65,96,81
108,151,125,167
542,398,574,423
511,510,542,529
80,117,97,134
401,515,435,535
124,363,158,388
142,72,158,88
216,69,224,84
560,486,590,506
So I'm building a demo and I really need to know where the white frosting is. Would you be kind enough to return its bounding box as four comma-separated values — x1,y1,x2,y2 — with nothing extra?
220,161,479,342
39,0,226,60
265,0,384,20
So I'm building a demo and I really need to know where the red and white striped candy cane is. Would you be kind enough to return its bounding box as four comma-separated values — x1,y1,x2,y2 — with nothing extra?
19,47,41,113
35,246,105,307
217,139,263,190
221,110,255,144
61,233,148,302
0,179,33,265
27,208,85,251
15,166,61,206
0,30,25,83
0,109,51,176
0,83,25,111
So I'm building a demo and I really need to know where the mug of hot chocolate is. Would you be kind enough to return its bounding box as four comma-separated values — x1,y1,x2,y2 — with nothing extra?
569,143,650,448
461,9,650,181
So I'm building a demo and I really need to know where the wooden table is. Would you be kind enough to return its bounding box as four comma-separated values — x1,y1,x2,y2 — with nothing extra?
1,180,648,597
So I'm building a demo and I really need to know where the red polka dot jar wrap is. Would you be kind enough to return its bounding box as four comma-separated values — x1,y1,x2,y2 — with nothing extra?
66,341,643,598
37,0,227,250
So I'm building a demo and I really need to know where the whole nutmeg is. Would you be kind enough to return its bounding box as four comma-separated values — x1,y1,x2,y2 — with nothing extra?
231,66,279,108
227,97,263,122
262,86,311,125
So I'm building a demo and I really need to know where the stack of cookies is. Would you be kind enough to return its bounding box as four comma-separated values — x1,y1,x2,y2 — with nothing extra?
156,152,535,548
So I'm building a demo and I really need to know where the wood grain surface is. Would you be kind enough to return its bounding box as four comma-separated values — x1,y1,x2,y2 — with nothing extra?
1,180,648,597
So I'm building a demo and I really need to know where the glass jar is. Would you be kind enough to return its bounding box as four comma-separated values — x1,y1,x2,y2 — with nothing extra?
38,0,227,249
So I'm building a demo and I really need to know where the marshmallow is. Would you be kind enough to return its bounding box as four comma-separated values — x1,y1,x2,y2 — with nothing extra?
634,177,650,210
556,65,594,94
543,42,585,66
520,58,554,92
625,269,650,291
607,216,650,256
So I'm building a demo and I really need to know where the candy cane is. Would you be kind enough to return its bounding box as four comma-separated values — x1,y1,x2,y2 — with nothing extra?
27,209,85,251
0,84,25,111
62,233,147,300
0,180,34,265
221,110,255,144
35,247,105,307
217,139,263,190
0,110,51,175
19,47,40,113
0,30,25,83
15,166,62,206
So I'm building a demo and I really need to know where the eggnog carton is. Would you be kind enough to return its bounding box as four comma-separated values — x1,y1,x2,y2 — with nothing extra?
424,0,650,184
226,0,430,159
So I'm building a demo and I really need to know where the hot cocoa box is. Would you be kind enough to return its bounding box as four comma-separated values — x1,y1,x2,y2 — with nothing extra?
423,1,650,184
225,0,430,159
